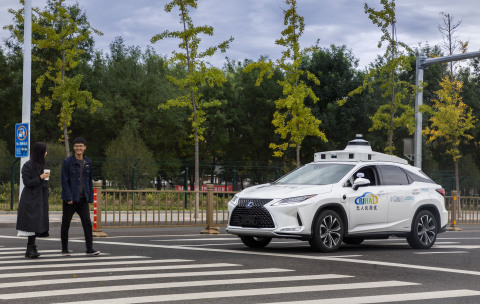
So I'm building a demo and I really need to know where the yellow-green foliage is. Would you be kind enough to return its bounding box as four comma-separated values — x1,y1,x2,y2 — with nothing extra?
340,0,419,154
151,0,234,142
421,77,476,162
243,0,326,160
5,0,103,147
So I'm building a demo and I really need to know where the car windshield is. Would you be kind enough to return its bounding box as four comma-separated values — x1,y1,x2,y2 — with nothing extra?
275,163,355,185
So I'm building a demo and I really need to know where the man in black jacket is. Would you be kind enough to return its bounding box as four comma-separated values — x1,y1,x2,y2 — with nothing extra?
60,137,100,256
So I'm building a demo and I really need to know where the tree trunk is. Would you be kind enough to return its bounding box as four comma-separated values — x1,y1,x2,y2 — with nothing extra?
454,158,462,215
296,143,300,168
63,123,70,157
61,18,70,157
388,18,396,155
193,90,200,218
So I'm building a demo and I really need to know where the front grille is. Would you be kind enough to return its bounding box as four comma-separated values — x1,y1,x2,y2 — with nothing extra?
230,198,275,228
238,198,272,207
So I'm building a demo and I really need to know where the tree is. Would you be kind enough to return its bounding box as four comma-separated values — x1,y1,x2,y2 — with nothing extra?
342,0,418,154
103,126,159,189
438,12,468,78
150,0,234,201
421,77,476,194
244,0,325,168
300,45,368,157
0,139,14,184
6,0,103,157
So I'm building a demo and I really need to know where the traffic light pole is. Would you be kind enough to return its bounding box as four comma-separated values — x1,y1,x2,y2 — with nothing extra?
414,51,480,168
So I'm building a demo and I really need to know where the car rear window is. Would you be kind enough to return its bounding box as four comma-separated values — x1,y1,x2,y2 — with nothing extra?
403,169,435,184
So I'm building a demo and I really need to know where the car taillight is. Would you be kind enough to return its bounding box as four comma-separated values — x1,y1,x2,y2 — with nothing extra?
436,188,445,196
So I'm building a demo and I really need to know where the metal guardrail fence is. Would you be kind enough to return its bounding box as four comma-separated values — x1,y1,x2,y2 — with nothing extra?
93,186,480,230
95,183,235,229
445,195,480,225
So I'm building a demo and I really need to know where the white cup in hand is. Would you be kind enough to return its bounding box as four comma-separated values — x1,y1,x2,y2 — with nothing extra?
44,169,50,180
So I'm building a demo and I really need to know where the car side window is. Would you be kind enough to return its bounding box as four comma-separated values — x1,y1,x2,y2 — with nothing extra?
379,165,410,185
344,166,378,187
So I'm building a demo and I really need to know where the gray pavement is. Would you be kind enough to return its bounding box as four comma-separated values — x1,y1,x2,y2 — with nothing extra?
2,210,480,231
0,211,82,228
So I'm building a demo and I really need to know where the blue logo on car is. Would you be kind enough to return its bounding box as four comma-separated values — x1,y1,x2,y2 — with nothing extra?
246,202,254,208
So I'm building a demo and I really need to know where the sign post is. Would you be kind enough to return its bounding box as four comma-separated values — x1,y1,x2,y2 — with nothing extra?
15,123,29,158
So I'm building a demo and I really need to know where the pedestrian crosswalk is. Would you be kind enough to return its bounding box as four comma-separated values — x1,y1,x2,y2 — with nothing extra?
0,246,479,303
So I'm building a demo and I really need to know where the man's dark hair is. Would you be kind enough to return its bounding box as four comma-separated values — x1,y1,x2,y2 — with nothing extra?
73,137,87,146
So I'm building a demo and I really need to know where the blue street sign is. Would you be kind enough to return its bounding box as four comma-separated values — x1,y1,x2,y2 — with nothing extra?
15,123,29,157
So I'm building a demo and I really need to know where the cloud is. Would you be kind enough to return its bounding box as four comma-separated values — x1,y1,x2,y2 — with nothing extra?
1,0,479,68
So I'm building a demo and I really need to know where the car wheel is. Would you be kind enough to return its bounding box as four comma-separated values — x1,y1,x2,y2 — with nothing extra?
309,210,344,252
240,236,272,248
343,237,364,245
406,210,437,249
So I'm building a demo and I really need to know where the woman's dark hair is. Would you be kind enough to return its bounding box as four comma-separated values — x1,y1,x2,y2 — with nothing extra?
31,142,47,170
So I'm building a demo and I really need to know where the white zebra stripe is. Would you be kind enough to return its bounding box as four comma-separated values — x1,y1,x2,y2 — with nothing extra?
0,278,412,300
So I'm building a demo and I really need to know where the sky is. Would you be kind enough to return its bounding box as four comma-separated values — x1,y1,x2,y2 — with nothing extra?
1,0,479,69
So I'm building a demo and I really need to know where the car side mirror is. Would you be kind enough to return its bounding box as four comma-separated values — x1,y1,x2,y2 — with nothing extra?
353,177,370,190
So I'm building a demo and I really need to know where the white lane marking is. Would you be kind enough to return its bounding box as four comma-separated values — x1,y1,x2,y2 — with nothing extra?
52,281,418,304
180,241,305,247
78,239,480,277
438,237,480,240
362,242,459,246
414,251,468,255
106,234,204,239
0,250,60,255
434,245,480,249
0,255,148,265
0,259,194,272
177,242,246,247
0,262,237,278
262,289,480,304
0,268,296,288
0,247,24,251
0,252,111,258
152,237,239,241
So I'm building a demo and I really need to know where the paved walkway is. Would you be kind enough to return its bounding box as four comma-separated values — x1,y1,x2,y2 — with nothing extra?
0,211,81,228
1,211,479,231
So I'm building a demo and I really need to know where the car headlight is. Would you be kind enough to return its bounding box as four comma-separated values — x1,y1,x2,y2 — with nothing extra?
271,195,317,206
229,195,239,206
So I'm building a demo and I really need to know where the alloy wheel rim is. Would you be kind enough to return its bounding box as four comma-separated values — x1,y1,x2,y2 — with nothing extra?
320,215,341,248
417,214,436,245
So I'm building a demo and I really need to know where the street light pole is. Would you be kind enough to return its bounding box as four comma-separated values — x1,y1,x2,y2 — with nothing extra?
19,0,32,198
414,51,480,168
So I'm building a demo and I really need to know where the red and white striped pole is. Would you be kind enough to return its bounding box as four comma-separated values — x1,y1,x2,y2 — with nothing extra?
93,188,98,231
92,181,108,237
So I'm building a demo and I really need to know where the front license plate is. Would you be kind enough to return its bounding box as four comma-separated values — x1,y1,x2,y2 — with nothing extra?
239,215,258,226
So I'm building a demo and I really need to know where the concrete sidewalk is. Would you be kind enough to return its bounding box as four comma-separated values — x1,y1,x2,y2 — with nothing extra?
0,211,82,228
1,210,480,232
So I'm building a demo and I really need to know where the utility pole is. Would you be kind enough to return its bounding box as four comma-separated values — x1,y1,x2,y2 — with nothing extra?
19,0,32,198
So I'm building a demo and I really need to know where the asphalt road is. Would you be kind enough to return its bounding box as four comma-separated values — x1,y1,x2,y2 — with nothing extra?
0,226,479,304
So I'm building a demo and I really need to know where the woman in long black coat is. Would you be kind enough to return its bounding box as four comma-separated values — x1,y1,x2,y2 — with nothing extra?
16,142,50,258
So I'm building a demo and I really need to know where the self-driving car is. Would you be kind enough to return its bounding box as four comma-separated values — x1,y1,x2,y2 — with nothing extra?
226,135,448,252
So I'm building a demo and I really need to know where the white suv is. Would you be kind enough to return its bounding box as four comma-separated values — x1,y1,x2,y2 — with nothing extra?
226,135,448,252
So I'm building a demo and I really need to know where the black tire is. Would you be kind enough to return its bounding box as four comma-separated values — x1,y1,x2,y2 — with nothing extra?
240,236,272,248
406,210,437,249
343,237,364,245
309,210,344,252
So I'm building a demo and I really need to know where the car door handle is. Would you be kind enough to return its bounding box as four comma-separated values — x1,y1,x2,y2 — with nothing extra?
377,191,386,196
412,189,421,194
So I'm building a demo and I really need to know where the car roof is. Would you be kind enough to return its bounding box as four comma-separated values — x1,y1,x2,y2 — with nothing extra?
313,135,408,165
